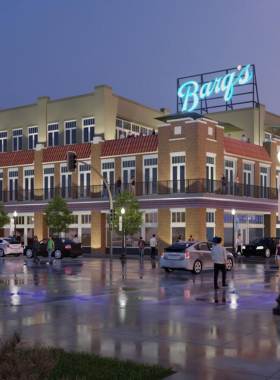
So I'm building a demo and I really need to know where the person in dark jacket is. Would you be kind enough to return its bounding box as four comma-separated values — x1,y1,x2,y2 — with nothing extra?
32,236,40,264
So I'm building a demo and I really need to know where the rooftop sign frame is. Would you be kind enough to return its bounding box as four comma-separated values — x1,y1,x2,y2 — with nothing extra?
177,64,259,114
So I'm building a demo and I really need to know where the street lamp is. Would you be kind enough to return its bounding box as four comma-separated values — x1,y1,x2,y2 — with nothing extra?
120,207,126,259
231,209,236,257
13,211,17,240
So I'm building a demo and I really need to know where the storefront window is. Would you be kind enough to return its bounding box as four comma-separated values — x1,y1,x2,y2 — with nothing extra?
82,228,91,246
172,227,185,244
126,229,141,247
145,227,158,243
66,228,78,240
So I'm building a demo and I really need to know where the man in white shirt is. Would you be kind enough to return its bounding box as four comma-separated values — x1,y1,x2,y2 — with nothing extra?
211,237,228,289
236,234,243,256
73,234,79,243
120,132,125,139
241,134,247,142
150,234,157,259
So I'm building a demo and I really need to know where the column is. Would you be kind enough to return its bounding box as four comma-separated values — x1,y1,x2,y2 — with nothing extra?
158,209,171,255
264,213,276,238
185,208,206,241
215,209,224,242
91,211,106,254
34,213,48,241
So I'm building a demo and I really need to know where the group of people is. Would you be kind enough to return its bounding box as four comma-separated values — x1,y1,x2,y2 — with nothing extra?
221,174,240,195
227,133,251,143
120,129,156,139
102,176,136,197
138,234,157,259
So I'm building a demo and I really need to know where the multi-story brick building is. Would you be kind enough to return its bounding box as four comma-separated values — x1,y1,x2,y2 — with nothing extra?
1,85,280,256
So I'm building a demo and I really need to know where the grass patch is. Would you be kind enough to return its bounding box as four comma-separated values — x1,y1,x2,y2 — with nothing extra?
0,332,176,380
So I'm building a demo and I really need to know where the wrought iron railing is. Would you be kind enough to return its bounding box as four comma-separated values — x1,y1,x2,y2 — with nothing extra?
0,179,278,202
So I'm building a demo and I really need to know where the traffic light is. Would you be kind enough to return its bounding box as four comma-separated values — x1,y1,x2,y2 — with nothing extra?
67,151,77,173
110,209,115,222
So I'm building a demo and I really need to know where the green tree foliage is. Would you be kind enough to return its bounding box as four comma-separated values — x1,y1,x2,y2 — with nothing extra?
108,190,144,239
44,195,75,237
0,203,10,230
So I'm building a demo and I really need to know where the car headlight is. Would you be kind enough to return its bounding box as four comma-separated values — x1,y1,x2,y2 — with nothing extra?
256,246,264,250
242,246,246,249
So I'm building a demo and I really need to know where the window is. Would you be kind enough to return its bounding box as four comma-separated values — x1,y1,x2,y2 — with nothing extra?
145,212,158,223
48,123,59,147
122,159,135,189
174,126,181,135
24,168,34,200
44,166,54,200
172,212,185,223
225,160,234,168
82,214,91,224
65,121,76,145
0,131,7,153
61,164,72,198
208,127,213,136
102,162,114,170
144,158,158,166
9,170,18,201
260,167,268,174
0,171,2,202
207,156,215,165
79,163,91,197
102,160,115,191
83,118,95,143
265,132,271,139
13,129,22,151
116,118,153,138
28,126,38,150
206,212,215,223
172,156,185,164
123,160,135,168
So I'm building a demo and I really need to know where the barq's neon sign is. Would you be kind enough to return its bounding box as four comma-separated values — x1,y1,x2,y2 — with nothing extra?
178,64,253,112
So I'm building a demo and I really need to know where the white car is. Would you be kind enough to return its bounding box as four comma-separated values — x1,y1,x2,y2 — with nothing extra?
0,238,23,257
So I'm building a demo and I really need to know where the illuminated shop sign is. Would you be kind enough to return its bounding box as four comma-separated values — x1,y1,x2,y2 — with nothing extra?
177,64,257,113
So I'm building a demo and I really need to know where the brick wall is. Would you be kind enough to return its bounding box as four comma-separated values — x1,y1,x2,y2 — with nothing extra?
215,209,224,242
264,213,276,238
91,210,102,254
185,208,206,241
158,209,171,255
263,141,277,188
34,149,45,200
34,212,48,241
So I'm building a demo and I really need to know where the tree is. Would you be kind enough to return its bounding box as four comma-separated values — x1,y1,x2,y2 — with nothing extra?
44,195,75,237
0,204,10,230
108,190,144,254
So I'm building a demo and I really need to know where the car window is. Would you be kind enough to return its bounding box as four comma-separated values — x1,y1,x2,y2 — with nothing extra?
165,243,193,252
260,238,268,244
0,239,3,243
207,243,213,250
199,243,210,251
40,239,48,245
252,238,261,244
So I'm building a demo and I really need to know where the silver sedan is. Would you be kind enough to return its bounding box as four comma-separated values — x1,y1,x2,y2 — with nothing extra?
160,241,234,274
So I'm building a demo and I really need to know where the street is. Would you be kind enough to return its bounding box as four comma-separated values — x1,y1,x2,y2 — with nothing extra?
0,256,280,379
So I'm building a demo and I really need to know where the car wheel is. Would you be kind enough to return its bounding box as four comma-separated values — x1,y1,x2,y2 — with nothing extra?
264,249,270,258
26,249,33,258
226,258,233,271
164,268,174,273
54,250,63,259
0,249,4,257
192,260,202,274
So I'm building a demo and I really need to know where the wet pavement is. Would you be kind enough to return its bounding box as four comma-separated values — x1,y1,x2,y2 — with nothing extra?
0,256,280,379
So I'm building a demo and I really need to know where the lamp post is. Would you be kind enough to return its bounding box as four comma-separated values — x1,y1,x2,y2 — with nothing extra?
13,211,17,240
231,209,236,257
120,207,126,259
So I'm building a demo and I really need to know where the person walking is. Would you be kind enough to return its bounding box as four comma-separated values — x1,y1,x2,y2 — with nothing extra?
235,176,240,195
46,236,55,265
73,234,79,243
275,239,280,277
138,237,145,258
32,236,40,264
116,177,122,195
211,237,228,289
150,234,157,259
131,176,136,195
236,234,243,256
188,235,194,241
102,178,109,198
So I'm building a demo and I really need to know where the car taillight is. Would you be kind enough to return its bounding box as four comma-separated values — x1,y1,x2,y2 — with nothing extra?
185,253,189,259
161,252,164,257
6,244,9,248
65,245,71,249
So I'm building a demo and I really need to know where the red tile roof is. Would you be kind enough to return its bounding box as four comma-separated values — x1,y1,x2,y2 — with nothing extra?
0,150,34,167
224,137,271,162
43,143,91,163
101,135,158,157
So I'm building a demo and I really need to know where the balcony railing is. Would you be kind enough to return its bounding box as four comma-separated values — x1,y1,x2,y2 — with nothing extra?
1,179,278,202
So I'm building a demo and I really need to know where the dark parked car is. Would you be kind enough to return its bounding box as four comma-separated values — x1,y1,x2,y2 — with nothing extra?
243,237,279,258
24,238,83,260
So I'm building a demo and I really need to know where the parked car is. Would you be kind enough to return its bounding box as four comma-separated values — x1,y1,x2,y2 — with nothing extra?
0,237,23,257
242,237,279,258
24,238,83,259
160,241,234,274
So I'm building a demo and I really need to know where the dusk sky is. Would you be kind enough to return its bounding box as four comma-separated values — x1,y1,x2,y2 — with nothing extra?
0,0,279,114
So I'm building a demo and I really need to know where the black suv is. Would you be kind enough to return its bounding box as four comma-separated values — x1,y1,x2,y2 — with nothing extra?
243,237,279,258
24,238,83,260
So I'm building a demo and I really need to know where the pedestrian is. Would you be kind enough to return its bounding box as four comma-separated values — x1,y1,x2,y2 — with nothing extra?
275,239,280,277
116,177,122,195
152,129,156,135
32,235,40,264
235,176,240,195
241,134,247,142
221,174,227,195
247,138,251,143
177,235,183,242
210,237,228,289
73,234,79,243
138,236,145,258
228,133,231,138
46,235,55,265
139,129,144,137
213,235,218,244
20,233,24,246
131,176,136,195
236,234,243,256
150,234,157,259
127,131,132,138
102,178,109,198
188,235,194,241
120,131,125,139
